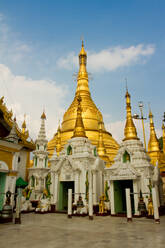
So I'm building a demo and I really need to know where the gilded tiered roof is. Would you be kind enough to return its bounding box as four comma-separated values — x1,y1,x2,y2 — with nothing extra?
0,96,35,150
48,42,119,166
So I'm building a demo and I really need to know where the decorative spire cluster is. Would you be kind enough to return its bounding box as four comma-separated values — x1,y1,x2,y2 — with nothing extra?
123,89,138,141
72,95,87,138
148,109,160,152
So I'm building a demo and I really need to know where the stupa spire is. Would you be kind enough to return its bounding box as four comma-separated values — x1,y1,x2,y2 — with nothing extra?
56,122,62,155
76,41,90,96
123,88,138,141
97,121,106,156
148,108,160,152
72,95,87,138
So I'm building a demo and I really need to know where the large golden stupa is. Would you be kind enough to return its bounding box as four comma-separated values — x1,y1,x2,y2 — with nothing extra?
48,42,119,166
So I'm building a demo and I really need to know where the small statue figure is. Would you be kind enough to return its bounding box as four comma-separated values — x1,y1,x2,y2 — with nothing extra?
99,194,106,214
147,197,154,216
76,195,84,214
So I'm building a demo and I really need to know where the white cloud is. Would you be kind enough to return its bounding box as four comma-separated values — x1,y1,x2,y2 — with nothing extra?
57,44,155,72
106,119,162,147
0,64,68,140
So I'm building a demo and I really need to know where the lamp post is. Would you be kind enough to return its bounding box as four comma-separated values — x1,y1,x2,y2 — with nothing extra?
133,101,147,151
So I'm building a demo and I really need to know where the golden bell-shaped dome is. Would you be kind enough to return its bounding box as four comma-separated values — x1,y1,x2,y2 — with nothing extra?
48,42,119,166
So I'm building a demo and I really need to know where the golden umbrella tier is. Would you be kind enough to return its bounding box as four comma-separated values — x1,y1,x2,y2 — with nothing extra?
48,42,119,166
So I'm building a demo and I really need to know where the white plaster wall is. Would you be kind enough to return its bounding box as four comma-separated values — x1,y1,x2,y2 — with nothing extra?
17,150,27,180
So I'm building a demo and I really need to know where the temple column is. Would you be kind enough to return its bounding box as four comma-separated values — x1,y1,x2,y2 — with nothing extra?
74,171,80,204
126,188,132,222
110,181,115,215
88,170,93,220
152,187,160,223
155,185,160,207
81,171,86,204
92,170,97,205
133,180,139,216
68,189,72,218
50,172,55,204
54,173,59,209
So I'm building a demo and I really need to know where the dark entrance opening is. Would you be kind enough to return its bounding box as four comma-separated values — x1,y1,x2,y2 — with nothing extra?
59,181,74,211
114,180,134,214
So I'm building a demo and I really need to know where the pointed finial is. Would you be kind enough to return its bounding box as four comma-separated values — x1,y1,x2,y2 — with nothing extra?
81,35,84,47
125,78,130,98
22,114,26,129
41,109,46,120
79,39,87,56
22,114,27,134
123,88,138,141
148,102,153,118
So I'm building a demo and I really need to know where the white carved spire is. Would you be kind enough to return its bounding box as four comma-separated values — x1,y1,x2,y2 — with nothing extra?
37,111,47,142
33,111,49,168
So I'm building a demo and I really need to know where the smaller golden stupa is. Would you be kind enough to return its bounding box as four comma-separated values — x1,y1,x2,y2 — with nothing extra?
123,88,139,141
147,108,160,165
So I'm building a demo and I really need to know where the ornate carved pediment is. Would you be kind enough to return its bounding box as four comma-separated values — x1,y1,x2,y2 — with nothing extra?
109,162,140,180
62,158,72,172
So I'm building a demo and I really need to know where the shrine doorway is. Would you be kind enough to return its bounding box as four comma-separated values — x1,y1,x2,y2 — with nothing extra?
58,181,74,211
114,180,134,214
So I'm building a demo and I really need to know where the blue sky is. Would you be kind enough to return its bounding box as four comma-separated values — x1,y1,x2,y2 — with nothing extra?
0,0,164,144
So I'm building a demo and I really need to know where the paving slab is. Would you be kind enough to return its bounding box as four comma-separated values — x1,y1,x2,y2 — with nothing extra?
0,213,165,248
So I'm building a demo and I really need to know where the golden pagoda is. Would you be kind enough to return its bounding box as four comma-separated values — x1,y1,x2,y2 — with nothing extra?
48,41,119,166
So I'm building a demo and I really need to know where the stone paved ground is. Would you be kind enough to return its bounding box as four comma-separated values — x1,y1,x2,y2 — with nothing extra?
0,213,165,248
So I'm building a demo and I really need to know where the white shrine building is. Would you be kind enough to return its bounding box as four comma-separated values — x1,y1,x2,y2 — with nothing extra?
105,90,163,216
50,96,105,211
